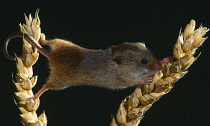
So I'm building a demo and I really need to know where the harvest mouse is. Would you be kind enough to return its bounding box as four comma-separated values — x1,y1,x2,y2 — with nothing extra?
4,32,162,100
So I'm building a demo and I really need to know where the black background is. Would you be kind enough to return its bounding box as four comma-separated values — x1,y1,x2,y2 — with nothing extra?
1,0,210,126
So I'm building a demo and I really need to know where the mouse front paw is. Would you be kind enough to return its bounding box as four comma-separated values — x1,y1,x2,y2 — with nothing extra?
140,75,154,84
39,33,48,45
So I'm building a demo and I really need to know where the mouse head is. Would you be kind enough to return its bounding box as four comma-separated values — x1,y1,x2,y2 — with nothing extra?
111,42,162,84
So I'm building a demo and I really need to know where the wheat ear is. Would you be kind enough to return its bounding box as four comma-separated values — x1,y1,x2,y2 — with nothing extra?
110,20,209,126
13,10,47,126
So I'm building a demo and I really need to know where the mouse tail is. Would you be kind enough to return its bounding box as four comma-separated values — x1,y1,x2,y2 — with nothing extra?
3,32,49,60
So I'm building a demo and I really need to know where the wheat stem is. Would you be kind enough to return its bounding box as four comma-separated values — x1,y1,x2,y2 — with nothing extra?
110,20,209,126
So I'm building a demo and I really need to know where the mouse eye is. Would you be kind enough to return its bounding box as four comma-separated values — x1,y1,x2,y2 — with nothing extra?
141,58,148,64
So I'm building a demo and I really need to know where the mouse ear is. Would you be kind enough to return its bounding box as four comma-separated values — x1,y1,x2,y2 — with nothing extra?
113,55,122,65
110,46,128,65
109,46,121,65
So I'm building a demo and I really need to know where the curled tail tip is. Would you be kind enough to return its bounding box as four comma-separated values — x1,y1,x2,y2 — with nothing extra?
3,32,23,61
3,50,16,61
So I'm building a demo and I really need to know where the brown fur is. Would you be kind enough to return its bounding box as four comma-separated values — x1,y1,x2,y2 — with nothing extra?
42,38,162,89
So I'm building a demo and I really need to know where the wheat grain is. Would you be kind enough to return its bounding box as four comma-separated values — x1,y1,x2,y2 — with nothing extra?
110,20,209,126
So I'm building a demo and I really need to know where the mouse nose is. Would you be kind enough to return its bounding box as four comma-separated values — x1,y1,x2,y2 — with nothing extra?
151,63,162,71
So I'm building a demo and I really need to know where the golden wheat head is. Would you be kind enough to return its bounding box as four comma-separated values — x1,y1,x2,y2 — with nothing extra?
13,10,47,126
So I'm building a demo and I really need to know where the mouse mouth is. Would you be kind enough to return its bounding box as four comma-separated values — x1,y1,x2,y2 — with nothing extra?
132,69,160,84
139,70,160,84
140,74,155,84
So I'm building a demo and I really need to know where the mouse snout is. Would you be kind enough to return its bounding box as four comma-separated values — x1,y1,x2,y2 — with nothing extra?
150,63,162,72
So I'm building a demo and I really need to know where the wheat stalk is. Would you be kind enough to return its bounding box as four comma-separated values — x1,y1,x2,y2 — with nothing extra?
110,20,209,126
13,10,47,126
